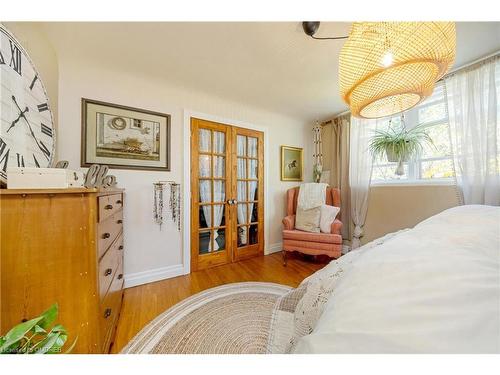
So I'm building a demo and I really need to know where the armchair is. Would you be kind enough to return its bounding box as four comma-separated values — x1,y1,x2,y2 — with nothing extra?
282,186,342,265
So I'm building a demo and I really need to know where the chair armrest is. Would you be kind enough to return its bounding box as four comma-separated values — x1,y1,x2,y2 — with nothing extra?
283,215,295,230
331,219,343,235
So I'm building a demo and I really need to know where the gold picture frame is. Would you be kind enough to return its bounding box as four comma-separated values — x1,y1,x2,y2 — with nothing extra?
81,98,171,171
281,146,303,181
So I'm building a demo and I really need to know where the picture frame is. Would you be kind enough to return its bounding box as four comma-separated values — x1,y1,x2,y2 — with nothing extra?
281,145,303,181
81,98,171,171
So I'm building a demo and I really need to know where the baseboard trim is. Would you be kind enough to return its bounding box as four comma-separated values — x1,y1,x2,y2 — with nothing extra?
124,264,185,288
126,244,284,288
265,242,283,255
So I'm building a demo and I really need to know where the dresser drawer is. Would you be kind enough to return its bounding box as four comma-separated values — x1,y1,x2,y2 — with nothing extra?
98,193,124,223
97,210,123,259
100,268,124,352
98,233,123,300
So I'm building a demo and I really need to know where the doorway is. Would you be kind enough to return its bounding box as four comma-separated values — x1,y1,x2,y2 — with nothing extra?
190,118,264,271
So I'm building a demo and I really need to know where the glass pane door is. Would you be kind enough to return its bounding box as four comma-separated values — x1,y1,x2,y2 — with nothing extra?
233,128,263,261
191,119,264,271
191,119,232,271
198,128,227,254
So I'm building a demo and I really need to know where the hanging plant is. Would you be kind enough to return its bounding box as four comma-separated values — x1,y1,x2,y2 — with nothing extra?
369,118,434,175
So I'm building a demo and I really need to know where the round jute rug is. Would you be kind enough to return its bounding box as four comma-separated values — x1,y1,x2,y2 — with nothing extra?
121,282,292,354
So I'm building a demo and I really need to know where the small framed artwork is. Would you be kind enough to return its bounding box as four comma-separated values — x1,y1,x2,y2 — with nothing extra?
81,98,171,171
281,146,303,181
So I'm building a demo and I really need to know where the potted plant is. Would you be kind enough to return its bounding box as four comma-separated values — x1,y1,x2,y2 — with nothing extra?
0,304,76,354
368,121,434,175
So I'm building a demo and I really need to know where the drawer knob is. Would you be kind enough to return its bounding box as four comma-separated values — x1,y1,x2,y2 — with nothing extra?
104,204,113,210
105,268,112,276
117,219,123,224
118,274,123,280
116,200,123,204
118,245,124,250
102,233,111,239
104,308,112,319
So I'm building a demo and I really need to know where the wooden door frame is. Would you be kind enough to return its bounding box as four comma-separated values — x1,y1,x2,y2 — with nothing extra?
182,110,269,275
230,126,265,262
190,118,233,271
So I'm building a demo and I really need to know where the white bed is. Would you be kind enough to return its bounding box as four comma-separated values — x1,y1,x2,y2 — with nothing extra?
269,205,500,354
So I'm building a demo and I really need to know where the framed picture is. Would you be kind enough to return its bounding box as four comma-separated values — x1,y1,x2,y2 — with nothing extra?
281,146,303,181
81,98,171,171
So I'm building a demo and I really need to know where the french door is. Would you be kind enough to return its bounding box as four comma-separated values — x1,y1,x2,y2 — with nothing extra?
190,118,264,271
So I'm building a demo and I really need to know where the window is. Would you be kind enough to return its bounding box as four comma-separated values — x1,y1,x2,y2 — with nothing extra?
371,83,455,183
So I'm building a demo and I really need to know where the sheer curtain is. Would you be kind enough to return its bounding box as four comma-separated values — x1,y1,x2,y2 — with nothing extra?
349,116,378,249
445,55,500,205
212,131,225,250
237,136,248,245
247,137,258,231
199,130,226,252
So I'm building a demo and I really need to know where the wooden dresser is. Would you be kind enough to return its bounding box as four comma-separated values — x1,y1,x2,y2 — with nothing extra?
0,187,125,353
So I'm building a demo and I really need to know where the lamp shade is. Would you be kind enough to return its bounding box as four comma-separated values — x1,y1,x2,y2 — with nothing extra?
339,22,456,119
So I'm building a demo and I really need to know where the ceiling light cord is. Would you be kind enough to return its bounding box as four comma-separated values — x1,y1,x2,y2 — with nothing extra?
310,35,348,40
302,22,348,41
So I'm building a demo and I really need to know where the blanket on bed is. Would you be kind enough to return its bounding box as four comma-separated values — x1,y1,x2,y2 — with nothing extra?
267,205,500,354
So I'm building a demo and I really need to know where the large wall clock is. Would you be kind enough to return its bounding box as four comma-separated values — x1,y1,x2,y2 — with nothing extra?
0,25,55,185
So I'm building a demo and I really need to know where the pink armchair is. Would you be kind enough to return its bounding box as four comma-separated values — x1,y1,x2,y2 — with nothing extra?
282,186,342,265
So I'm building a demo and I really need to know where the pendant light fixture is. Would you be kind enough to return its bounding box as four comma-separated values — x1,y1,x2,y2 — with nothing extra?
339,22,456,119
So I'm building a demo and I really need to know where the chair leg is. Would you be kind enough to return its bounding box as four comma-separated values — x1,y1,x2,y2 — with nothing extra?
282,250,287,266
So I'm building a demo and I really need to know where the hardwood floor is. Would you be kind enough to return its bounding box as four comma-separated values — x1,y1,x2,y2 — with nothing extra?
110,252,327,353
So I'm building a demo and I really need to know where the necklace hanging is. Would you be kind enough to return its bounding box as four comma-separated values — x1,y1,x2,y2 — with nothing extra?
153,181,181,231
169,183,181,231
153,182,165,228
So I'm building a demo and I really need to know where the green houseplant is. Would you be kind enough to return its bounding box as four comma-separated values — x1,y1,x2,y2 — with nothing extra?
368,122,434,175
0,304,76,354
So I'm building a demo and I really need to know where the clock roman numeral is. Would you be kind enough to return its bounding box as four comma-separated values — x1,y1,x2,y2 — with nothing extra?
29,74,38,90
41,123,53,137
37,103,49,112
38,140,51,160
0,138,11,175
16,153,25,167
33,154,40,167
9,40,22,76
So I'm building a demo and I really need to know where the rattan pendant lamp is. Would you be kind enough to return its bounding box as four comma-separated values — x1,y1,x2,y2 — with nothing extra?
339,22,456,119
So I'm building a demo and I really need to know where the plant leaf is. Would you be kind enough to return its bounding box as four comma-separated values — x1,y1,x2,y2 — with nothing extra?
34,325,47,334
38,303,58,330
50,324,66,334
0,316,43,353
34,332,61,354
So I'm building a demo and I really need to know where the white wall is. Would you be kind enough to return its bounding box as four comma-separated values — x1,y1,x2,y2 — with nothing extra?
55,54,312,287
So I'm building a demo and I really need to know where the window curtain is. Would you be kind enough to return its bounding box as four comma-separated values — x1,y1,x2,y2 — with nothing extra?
349,116,378,249
444,55,500,205
330,114,351,245
237,136,248,245
199,129,226,251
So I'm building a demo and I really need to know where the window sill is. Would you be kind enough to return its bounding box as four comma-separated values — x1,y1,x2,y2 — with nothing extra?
370,179,456,187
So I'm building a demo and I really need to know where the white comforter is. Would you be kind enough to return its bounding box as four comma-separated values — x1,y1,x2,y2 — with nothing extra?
294,205,500,353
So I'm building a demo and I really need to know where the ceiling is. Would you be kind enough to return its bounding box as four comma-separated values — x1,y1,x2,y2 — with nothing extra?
39,22,500,123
